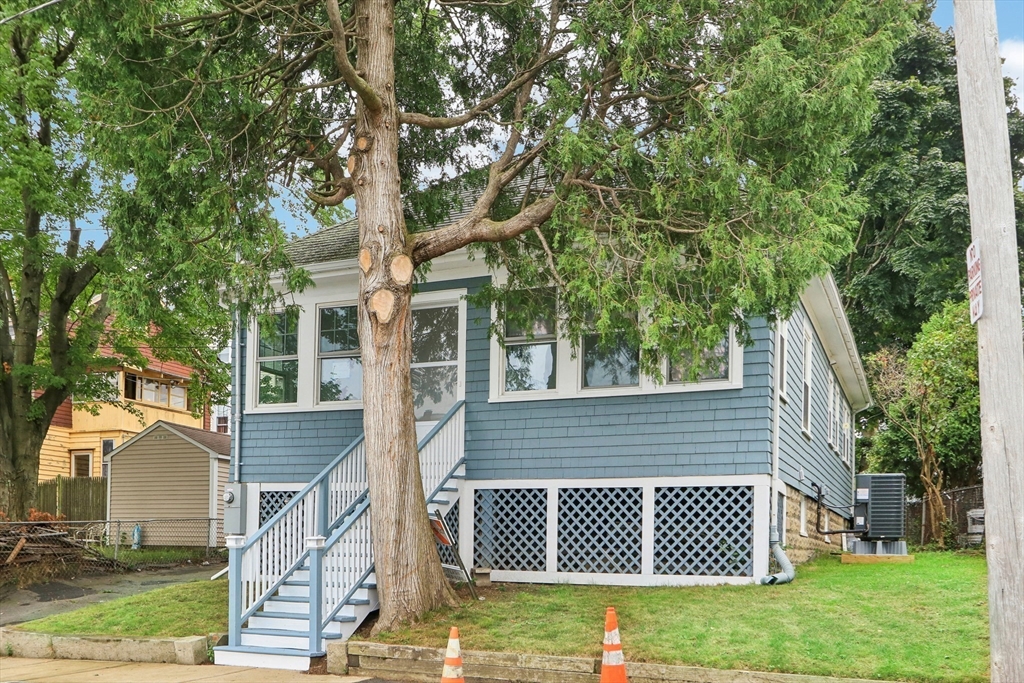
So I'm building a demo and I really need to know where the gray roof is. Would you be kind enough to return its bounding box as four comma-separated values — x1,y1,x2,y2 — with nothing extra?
286,219,360,266
285,173,544,267
159,421,232,456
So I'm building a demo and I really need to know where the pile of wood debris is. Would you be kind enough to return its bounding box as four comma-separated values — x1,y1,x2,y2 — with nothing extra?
1,520,125,573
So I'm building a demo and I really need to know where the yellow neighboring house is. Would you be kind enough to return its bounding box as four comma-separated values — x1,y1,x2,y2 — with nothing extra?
39,352,205,482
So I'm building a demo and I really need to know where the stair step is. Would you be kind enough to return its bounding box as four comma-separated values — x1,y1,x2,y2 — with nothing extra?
450,472,466,479
362,582,377,590
257,610,357,623
441,485,458,492
269,595,309,603
214,645,316,670
283,579,309,586
242,627,344,640
430,498,450,505
347,598,370,606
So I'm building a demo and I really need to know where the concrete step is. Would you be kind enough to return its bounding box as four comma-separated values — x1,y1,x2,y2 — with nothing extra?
213,645,314,671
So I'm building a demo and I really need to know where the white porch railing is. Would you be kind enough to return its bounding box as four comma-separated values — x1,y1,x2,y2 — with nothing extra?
233,436,367,626
315,401,467,636
227,400,466,652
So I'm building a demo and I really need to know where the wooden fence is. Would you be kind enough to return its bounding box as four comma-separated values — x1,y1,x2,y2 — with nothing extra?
34,476,107,520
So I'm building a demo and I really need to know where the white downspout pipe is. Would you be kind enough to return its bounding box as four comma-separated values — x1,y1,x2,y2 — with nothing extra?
762,320,795,585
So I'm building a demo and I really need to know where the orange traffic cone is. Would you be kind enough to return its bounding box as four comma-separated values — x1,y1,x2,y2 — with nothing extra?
600,607,628,683
441,626,465,683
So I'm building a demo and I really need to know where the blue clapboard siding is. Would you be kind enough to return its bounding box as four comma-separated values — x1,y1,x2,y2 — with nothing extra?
233,275,782,483
775,304,855,517
457,279,774,480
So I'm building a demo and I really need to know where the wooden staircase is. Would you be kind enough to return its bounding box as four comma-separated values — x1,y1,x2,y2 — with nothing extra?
214,402,466,670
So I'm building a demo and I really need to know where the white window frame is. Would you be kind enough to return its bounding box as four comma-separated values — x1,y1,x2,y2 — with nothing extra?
799,497,808,537
827,372,836,449
490,319,743,403
245,289,467,415
801,323,813,438
843,402,853,467
71,451,93,478
254,309,300,407
778,319,789,404
410,294,468,423
315,300,362,407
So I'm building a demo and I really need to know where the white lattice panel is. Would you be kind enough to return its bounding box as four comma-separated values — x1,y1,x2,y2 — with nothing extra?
557,487,642,574
474,488,547,571
653,486,754,576
259,490,297,526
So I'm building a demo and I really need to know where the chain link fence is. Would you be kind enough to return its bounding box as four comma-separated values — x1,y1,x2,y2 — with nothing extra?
906,485,985,547
1,518,226,588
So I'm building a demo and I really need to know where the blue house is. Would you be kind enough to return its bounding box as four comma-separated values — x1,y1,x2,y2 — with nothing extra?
215,219,871,670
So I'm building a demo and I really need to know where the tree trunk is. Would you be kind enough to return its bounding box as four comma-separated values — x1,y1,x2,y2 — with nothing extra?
1,399,47,520
352,0,456,634
919,445,947,547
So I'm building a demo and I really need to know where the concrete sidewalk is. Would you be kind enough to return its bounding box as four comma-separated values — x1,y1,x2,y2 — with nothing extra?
0,658,393,683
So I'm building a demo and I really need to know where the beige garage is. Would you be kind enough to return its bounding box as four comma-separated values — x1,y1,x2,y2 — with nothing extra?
104,421,230,547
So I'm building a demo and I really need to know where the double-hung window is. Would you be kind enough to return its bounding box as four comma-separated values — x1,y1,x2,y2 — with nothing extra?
318,305,362,403
827,372,836,448
411,305,460,421
843,402,853,466
801,324,813,436
582,313,640,389
257,309,299,405
503,292,557,393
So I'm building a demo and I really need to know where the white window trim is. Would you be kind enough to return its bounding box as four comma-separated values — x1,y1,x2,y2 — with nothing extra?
799,497,808,537
801,323,813,439
489,321,743,403
314,299,362,408
246,289,467,415
253,309,300,408
71,451,93,478
778,319,789,404
827,371,836,449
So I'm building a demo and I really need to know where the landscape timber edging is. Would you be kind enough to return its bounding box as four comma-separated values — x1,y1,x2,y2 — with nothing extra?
333,641,892,683
0,627,209,665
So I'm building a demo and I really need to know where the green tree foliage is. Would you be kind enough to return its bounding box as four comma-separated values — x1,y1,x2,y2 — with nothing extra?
0,2,306,518
839,5,1024,354
71,0,910,625
864,301,980,544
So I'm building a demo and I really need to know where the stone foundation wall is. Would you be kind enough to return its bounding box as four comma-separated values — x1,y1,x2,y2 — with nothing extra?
782,484,849,564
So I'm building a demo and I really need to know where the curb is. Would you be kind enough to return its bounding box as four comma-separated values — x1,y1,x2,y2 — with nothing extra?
0,627,209,665
333,641,890,683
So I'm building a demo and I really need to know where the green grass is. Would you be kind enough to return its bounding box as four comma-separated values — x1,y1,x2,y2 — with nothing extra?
18,580,228,638
372,553,989,683
94,546,226,569
13,553,989,681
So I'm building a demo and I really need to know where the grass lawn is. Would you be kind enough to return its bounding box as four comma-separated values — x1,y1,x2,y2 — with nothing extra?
17,580,228,638
371,553,989,683
13,553,988,682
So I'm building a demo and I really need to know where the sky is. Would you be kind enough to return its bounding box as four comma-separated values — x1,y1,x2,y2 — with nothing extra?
932,0,1024,108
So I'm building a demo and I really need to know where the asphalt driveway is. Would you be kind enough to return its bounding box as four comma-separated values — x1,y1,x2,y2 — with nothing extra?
0,564,223,627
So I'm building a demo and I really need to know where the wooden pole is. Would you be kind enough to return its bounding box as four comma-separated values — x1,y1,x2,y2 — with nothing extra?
952,2,1024,679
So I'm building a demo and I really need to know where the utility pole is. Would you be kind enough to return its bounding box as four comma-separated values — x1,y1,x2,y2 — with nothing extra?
952,2,1024,680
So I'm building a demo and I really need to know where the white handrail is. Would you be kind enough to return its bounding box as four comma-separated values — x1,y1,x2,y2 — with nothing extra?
318,402,466,628
237,438,367,621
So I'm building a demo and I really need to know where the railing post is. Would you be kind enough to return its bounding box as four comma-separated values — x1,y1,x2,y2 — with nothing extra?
226,535,246,647
317,477,330,536
307,535,326,654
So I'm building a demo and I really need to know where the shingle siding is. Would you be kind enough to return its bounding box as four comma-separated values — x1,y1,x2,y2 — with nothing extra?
232,275,860,488
775,303,855,517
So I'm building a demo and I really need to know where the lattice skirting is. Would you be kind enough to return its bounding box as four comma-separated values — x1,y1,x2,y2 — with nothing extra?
466,477,769,585
259,489,298,526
